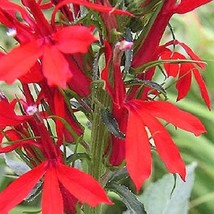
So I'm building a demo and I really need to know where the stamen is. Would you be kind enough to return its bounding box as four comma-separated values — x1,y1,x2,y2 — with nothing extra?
115,40,133,51
26,105,38,115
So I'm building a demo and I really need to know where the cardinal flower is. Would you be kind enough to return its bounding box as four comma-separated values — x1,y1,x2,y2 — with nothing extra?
132,0,212,67
0,0,132,88
123,100,206,191
101,41,206,191
0,18,96,88
0,99,112,213
160,40,211,109
0,160,112,214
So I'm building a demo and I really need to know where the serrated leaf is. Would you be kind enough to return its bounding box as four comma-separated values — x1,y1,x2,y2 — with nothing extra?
101,109,125,139
108,182,147,214
139,163,197,214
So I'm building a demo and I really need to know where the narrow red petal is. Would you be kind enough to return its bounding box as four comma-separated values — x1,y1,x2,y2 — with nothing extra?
52,0,133,24
101,41,114,97
54,90,65,146
1,0,28,19
109,137,125,165
0,162,47,214
53,26,96,54
125,104,152,192
178,42,206,69
22,0,52,35
176,0,212,14
161,50,180,77
56,163,112,207
42,45,72,89
67,57,91,96
176,63,192,101
137,100,206,136
193,69,211,110
141,110,186,180
0,40,43,83
42,165,63,214
0,100,30,128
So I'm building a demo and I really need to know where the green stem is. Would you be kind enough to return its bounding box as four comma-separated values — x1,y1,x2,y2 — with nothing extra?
84,80,111,214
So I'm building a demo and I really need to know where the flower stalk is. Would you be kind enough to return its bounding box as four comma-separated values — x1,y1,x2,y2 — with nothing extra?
85,80,111,214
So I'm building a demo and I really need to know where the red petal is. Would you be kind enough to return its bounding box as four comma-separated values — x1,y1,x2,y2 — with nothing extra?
1,0,28,19
193,69,211,110
138,100,206,136
101,41,114,97
176,63,192,101
125,104,152,192
19,62,44,83
42,165,63,214
53,26,96,54
178,42,206,69
162,40,206,69
0,100,30,128
42,45,72,89
141,110,186,180
67,57,91,96
54,90,65,146
161,50,184,77
0,162,47,214
109,137,125,165
56,163,112,207
0,40,43,83
22,0,52,36
51,0,133,24
175,0,212,14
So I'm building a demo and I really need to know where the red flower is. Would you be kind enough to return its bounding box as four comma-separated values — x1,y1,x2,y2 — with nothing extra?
0,0,132,88
0,1,96,88
132,0,212,67
0,26,96,88
101,41,206,191
160,40,211,109
124,100,206,191
0,160,112,214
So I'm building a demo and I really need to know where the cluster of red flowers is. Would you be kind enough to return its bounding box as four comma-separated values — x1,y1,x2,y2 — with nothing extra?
0,0,212,213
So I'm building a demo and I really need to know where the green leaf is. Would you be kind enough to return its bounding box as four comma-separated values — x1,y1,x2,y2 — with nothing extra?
125,79,167,99
101,109,125,139
66,152,90,164
25,182,42,202
4,153,30,176
139,163,197,214
107,182,147,214
108,168,128,182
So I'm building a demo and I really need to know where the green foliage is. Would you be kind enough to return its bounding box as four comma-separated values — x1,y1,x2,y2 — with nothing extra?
138,163,197,214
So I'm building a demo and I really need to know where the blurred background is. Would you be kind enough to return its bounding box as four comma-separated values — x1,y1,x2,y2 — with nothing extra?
0,1,214,214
